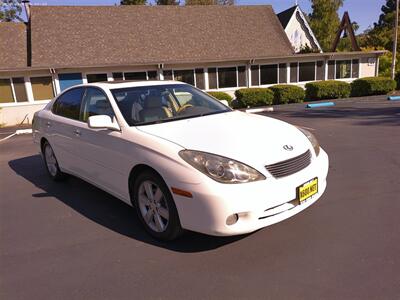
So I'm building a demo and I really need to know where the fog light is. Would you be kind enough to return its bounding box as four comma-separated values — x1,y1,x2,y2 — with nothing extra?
226,214,239,225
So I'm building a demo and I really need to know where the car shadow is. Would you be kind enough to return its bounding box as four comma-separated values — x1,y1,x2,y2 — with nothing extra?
8,155,249,253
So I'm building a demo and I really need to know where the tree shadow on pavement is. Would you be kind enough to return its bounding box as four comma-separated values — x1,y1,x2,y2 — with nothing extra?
9,155,248,253
273,106,400,126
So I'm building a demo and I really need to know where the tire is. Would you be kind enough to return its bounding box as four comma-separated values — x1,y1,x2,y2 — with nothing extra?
133,170,183,241
42,141,66,181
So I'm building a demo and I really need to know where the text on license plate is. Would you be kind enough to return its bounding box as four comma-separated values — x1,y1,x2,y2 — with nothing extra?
297,177,318,204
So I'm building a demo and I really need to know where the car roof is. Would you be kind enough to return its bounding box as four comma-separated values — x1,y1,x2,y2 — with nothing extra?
84,80,186,90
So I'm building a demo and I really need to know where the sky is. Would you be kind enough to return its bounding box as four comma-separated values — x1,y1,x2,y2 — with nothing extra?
28,0,385,33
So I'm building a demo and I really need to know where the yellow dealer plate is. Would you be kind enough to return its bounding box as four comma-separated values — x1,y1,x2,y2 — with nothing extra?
297,177,318,204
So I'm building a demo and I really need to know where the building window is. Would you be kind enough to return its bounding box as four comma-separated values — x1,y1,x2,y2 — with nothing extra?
316,61,324,81
125,72,146,81
260,64,278,85
163,70,173,81
148,71,158,80
195,69,205,90
218,67,237,88
58,73,83,91
112,72,124,81
290,63,298,83
336,60,351,79
12,78,28,102
279,63,287,84
299,62,315,82
86,73,108,83
31,76,55,100
173,69,195,86
208,68,217,89
328,60,335,80
238,66,246,87
251,65,259,86
352,59,359,78
0,78,14,103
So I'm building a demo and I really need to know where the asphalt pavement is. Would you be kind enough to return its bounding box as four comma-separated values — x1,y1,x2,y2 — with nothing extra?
1,96,400,299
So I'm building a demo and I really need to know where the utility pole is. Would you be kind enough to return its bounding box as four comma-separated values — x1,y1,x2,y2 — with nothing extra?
391,0,399,80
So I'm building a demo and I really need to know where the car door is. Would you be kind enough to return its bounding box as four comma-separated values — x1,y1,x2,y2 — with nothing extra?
73,87,129,200
48,87,87,173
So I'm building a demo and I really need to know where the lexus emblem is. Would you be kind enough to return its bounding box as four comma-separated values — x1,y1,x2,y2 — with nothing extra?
283,145,294,151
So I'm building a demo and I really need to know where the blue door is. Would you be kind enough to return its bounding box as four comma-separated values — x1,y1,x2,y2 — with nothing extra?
58,73,83,91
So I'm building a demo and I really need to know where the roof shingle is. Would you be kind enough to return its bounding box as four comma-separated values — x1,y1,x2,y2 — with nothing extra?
29,5,294,68
0,23,27,69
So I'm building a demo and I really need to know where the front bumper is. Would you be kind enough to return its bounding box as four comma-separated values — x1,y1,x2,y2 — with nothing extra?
172,148,329,236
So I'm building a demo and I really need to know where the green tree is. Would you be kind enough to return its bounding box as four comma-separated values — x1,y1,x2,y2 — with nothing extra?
0,0,23,22
308,0,344,52
156,0,179,4
120,0,147,5
363,0,399,51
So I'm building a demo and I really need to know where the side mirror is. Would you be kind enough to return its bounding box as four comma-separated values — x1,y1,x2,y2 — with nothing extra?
88,115,120,131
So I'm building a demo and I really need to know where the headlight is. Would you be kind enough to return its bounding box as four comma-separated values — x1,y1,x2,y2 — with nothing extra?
179,150,266,184
298,127,320,156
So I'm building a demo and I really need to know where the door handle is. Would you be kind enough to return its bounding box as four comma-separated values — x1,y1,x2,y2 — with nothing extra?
73,129,81,136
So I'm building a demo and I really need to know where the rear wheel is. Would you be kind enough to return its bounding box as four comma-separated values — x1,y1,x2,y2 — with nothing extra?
133,171,183,241
42,141,66,181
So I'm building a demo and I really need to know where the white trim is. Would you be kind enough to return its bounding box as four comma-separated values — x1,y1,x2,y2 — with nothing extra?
286,63,290,83
0,99,50,108
9,78,17,103
294,6,323,53
246,64,251,88
24,77,34,103
158,69,163,80
204,68,209,90
53,73,61,94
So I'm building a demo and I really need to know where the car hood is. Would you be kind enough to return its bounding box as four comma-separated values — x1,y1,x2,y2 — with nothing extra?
137,111,312,169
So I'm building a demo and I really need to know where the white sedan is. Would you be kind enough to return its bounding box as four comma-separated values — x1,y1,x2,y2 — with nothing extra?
33,81,329,240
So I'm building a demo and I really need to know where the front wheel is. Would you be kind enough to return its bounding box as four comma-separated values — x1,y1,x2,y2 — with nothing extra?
133,171,183,241
42,141,66,181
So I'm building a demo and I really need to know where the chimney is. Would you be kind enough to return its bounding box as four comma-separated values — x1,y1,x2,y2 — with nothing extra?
22,0,31,21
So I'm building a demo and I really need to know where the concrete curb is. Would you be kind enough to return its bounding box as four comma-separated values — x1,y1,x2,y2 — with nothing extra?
0,129,32,142
244,107,274,113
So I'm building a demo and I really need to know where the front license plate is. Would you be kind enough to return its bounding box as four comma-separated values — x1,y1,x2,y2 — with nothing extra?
297,177,318,204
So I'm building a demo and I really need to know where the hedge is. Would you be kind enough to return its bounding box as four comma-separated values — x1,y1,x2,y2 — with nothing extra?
234,88,274,108
350,77,396,97
207,91,233,106
305,80,351,101
269,84,305,104
396,72,400,90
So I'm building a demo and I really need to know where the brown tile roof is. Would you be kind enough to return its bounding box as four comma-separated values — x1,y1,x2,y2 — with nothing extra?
29,5,294,68
0,23,27,69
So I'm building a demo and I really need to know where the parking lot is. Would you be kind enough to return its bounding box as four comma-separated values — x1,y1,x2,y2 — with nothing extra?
1,96,400,299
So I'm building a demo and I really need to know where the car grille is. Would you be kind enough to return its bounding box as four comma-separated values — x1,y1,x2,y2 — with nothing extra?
265,150,311,178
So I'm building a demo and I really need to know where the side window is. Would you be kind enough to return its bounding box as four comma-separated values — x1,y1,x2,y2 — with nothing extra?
81,87,115,122
52,88,84,121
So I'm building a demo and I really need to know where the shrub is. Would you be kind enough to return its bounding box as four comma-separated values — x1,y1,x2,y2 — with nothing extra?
396,72,400,90
305,80,351,101
234,88,274,108
207,91,233,106
350,77,396,97
269,84,305,104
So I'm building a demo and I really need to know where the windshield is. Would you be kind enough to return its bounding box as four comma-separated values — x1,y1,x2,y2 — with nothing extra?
110,84,231,126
